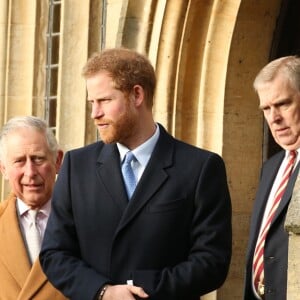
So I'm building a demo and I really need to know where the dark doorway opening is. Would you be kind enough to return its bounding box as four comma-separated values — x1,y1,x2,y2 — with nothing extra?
263,0,300,161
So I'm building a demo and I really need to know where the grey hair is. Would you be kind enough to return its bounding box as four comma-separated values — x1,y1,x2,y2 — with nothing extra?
253,55,300,92
0,116,59,162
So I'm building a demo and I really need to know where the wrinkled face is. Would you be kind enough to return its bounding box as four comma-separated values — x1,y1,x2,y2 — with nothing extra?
0,128,62,208
258,75,300,150
87,71,138,146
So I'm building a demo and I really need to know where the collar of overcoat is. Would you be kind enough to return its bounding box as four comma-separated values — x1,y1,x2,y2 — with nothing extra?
0,193,48,299
95,124,174,235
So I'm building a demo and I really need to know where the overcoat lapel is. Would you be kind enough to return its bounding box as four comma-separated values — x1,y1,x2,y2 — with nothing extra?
95,127,174,233
0,194,49,298
17,260,48,300
116,127,173,233
0,194,30,288
96,144,129,211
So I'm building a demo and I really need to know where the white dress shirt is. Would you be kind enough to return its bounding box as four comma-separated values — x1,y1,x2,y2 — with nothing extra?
252,149,300,298
17,198,51,243
260,149,299,233
117,124,160,183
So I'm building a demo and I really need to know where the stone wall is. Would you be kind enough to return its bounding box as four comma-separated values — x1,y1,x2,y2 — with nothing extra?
285,173,300,298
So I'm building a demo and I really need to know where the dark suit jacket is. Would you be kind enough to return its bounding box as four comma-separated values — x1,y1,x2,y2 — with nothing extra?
40,125,232,300
0,194,67,300
244,150,300,300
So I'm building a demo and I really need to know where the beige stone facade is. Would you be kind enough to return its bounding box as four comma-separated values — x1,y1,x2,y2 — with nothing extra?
0,0,293,299
285,170,300,298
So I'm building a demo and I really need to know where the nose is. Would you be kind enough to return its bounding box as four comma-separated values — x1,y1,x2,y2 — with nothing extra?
91,102,104,119
268,107,282,123
24,160,37,177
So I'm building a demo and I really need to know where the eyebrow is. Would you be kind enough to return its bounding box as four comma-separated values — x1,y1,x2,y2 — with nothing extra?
259,98,291,110
87,96,111,101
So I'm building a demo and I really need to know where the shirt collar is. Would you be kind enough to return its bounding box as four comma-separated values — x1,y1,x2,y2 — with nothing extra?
17,198,51,218
284,149,300,158
117,124,160,167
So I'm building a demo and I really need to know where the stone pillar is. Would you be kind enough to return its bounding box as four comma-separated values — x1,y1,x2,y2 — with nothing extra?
0,0,43,200
0,0,8,124
56,0,90,151
285,172,300,298
0,0,9,201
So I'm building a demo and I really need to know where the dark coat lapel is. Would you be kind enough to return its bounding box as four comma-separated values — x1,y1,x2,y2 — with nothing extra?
96,143,129,211
248,152,300,256
116,126,173,233
272,160,300,224
247,152,284,255
254,153,283,224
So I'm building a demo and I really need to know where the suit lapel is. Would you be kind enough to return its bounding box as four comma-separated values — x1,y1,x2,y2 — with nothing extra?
272,160,300,224
0,194,31,288
249,152,300,256
248,153,284,255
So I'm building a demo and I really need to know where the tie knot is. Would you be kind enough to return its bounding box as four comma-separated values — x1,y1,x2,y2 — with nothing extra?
27,209,38,222
123,152,135,165
290,150,297,160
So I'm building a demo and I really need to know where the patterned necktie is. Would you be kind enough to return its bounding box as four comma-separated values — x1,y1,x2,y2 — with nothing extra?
121,151,137,199
253,150,297,297
25,209,41,264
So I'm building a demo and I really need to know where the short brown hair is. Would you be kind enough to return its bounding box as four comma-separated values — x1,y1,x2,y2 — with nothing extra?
82,48,156,108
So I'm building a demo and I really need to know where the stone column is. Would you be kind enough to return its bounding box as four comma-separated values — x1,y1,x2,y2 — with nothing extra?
0,0,8,124
285,172,300,298
56,0,90,151
0,0,9,201
0,0,41,200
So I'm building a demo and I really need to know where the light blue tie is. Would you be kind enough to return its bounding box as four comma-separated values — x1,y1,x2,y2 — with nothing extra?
121,152,137,199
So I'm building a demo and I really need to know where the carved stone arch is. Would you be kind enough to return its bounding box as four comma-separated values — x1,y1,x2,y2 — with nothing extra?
122,1,240,154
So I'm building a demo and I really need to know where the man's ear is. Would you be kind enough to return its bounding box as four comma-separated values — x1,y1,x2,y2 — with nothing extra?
132,85,145,107
55,150,64,174
0,163,8,180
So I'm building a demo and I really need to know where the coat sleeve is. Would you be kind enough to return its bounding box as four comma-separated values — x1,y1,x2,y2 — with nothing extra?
40,151,108,300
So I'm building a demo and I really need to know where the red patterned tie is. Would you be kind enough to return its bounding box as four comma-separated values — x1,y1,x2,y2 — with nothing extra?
252,150,297,297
